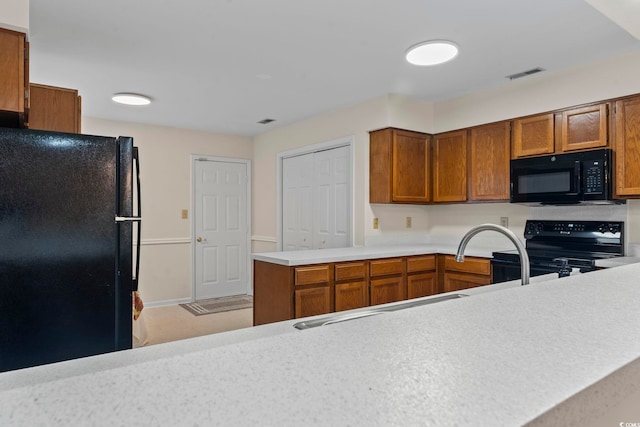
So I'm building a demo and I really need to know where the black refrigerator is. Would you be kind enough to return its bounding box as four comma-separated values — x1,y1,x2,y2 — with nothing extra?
0,127,141,372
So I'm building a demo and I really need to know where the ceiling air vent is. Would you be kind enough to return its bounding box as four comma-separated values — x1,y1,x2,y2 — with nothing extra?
258,118,275,124
506,67,545,80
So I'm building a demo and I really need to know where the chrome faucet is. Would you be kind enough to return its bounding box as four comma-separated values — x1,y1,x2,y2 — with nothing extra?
455,223,530,286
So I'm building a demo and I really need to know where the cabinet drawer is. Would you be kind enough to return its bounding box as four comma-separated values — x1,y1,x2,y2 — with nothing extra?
335,262,366,281
444,255,490,275
407,255,436,273
369,258,404,277
294,265,330,286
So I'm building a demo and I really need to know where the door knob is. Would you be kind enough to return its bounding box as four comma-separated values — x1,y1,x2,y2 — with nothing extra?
196,237,203,242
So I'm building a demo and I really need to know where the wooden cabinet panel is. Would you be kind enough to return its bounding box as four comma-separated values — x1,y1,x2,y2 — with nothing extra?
253,261,294,326
370,258,404,277
392,129,431,203
561,104,608,152
443,272,491,293
335,281,368,312
28,83,81,133
370,276,405,306
406,255,436,273
407,272,437,299
615,97,640,196
335,262,366,281
295,287,331,318
470,122,511,201
433,130,467,202
512,114,554,158
444,255,491,275
295,265,330,286
369,128,431,204
0,28,27,126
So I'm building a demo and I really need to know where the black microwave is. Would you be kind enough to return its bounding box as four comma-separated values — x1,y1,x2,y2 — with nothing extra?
510,148,623,205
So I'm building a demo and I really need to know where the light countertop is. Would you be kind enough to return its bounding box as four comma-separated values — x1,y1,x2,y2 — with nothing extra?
252,243,498,266
1,265,640,425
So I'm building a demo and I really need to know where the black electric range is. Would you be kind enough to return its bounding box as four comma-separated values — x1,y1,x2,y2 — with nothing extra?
491,220,624,283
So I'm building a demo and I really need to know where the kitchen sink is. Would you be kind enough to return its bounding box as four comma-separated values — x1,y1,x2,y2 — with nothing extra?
293,293,468,330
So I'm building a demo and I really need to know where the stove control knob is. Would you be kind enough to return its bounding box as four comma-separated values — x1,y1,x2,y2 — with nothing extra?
598,224,608,233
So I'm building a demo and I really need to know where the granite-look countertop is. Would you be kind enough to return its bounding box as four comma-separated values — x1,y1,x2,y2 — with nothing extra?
1,265,640,426
252,243,499,266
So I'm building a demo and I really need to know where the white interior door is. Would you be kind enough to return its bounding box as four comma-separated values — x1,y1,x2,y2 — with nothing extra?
282,154,314,251
194,159,249,299
314,146,350,249
281,145,351,250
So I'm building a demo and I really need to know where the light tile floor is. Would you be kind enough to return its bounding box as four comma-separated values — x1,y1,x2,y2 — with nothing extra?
136,304,253,346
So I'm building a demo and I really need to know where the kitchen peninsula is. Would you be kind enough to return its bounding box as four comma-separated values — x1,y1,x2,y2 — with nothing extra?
1,263,640,425
253,243,497,325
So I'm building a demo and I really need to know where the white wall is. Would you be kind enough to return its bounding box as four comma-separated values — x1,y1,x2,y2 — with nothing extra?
252,94,436,252
1,0,29,33
82,117,253,305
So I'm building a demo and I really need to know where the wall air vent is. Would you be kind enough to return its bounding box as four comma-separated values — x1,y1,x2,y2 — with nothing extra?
506,67,545,80
258,118,275,124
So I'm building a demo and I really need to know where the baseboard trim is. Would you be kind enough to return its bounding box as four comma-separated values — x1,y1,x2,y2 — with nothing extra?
144,297,192,308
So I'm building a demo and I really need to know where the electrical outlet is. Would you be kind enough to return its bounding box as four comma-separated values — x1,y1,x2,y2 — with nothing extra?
373,218,379,229
181,209,189,219
406,216,412,228
500,216,508,228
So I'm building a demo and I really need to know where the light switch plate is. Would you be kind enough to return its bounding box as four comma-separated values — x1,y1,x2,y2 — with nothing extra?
500,217,508,227
373,218,379,229
406,217,412,228
182,209,189,219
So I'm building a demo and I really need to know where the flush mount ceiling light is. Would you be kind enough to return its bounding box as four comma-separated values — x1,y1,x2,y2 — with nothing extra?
112,93,152,106
405,40,459,66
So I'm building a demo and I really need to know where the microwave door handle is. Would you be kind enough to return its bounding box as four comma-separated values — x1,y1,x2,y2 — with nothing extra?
574,161,581,194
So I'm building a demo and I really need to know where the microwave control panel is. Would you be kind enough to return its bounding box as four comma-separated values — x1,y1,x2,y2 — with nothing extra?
583,160,604,194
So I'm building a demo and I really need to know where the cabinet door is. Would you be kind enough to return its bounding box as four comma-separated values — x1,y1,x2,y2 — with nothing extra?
370,276,405,306
443,272,491,293
444,255,491,275
0,28,26,117
295,287,331,318
561,104,608,152
615,97,640,196
407,272,437,299
512,114,554,158
470,122,511,201
433,130,467,202
335,281,368,312
28,84,81,133
392,129,431,203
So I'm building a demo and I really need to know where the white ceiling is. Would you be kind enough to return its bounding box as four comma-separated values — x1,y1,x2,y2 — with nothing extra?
28,0,640,136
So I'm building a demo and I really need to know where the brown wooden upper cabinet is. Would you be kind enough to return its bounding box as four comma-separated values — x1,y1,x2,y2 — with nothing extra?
432,130,467,202
470,122,511,201
369,128,431,203
561,103,608,152
614,96,640,197
512,103,609,159
512,113,555,158
28,83,82,133
0,28,28,127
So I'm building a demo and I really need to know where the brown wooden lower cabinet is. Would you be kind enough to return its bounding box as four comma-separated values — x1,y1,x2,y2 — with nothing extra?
253,253,488,326
295,286,331,318
335,281,368,312
441,254,492,293
407,272,437,299
370,276,405,305
443,272,491,293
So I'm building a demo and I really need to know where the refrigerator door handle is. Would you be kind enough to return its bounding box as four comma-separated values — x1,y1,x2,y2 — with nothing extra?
115,216,141,222
132,147,141,291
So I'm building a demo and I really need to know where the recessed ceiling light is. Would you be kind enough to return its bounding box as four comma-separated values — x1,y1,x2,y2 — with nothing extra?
112,93,152,106
405,40,459,66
